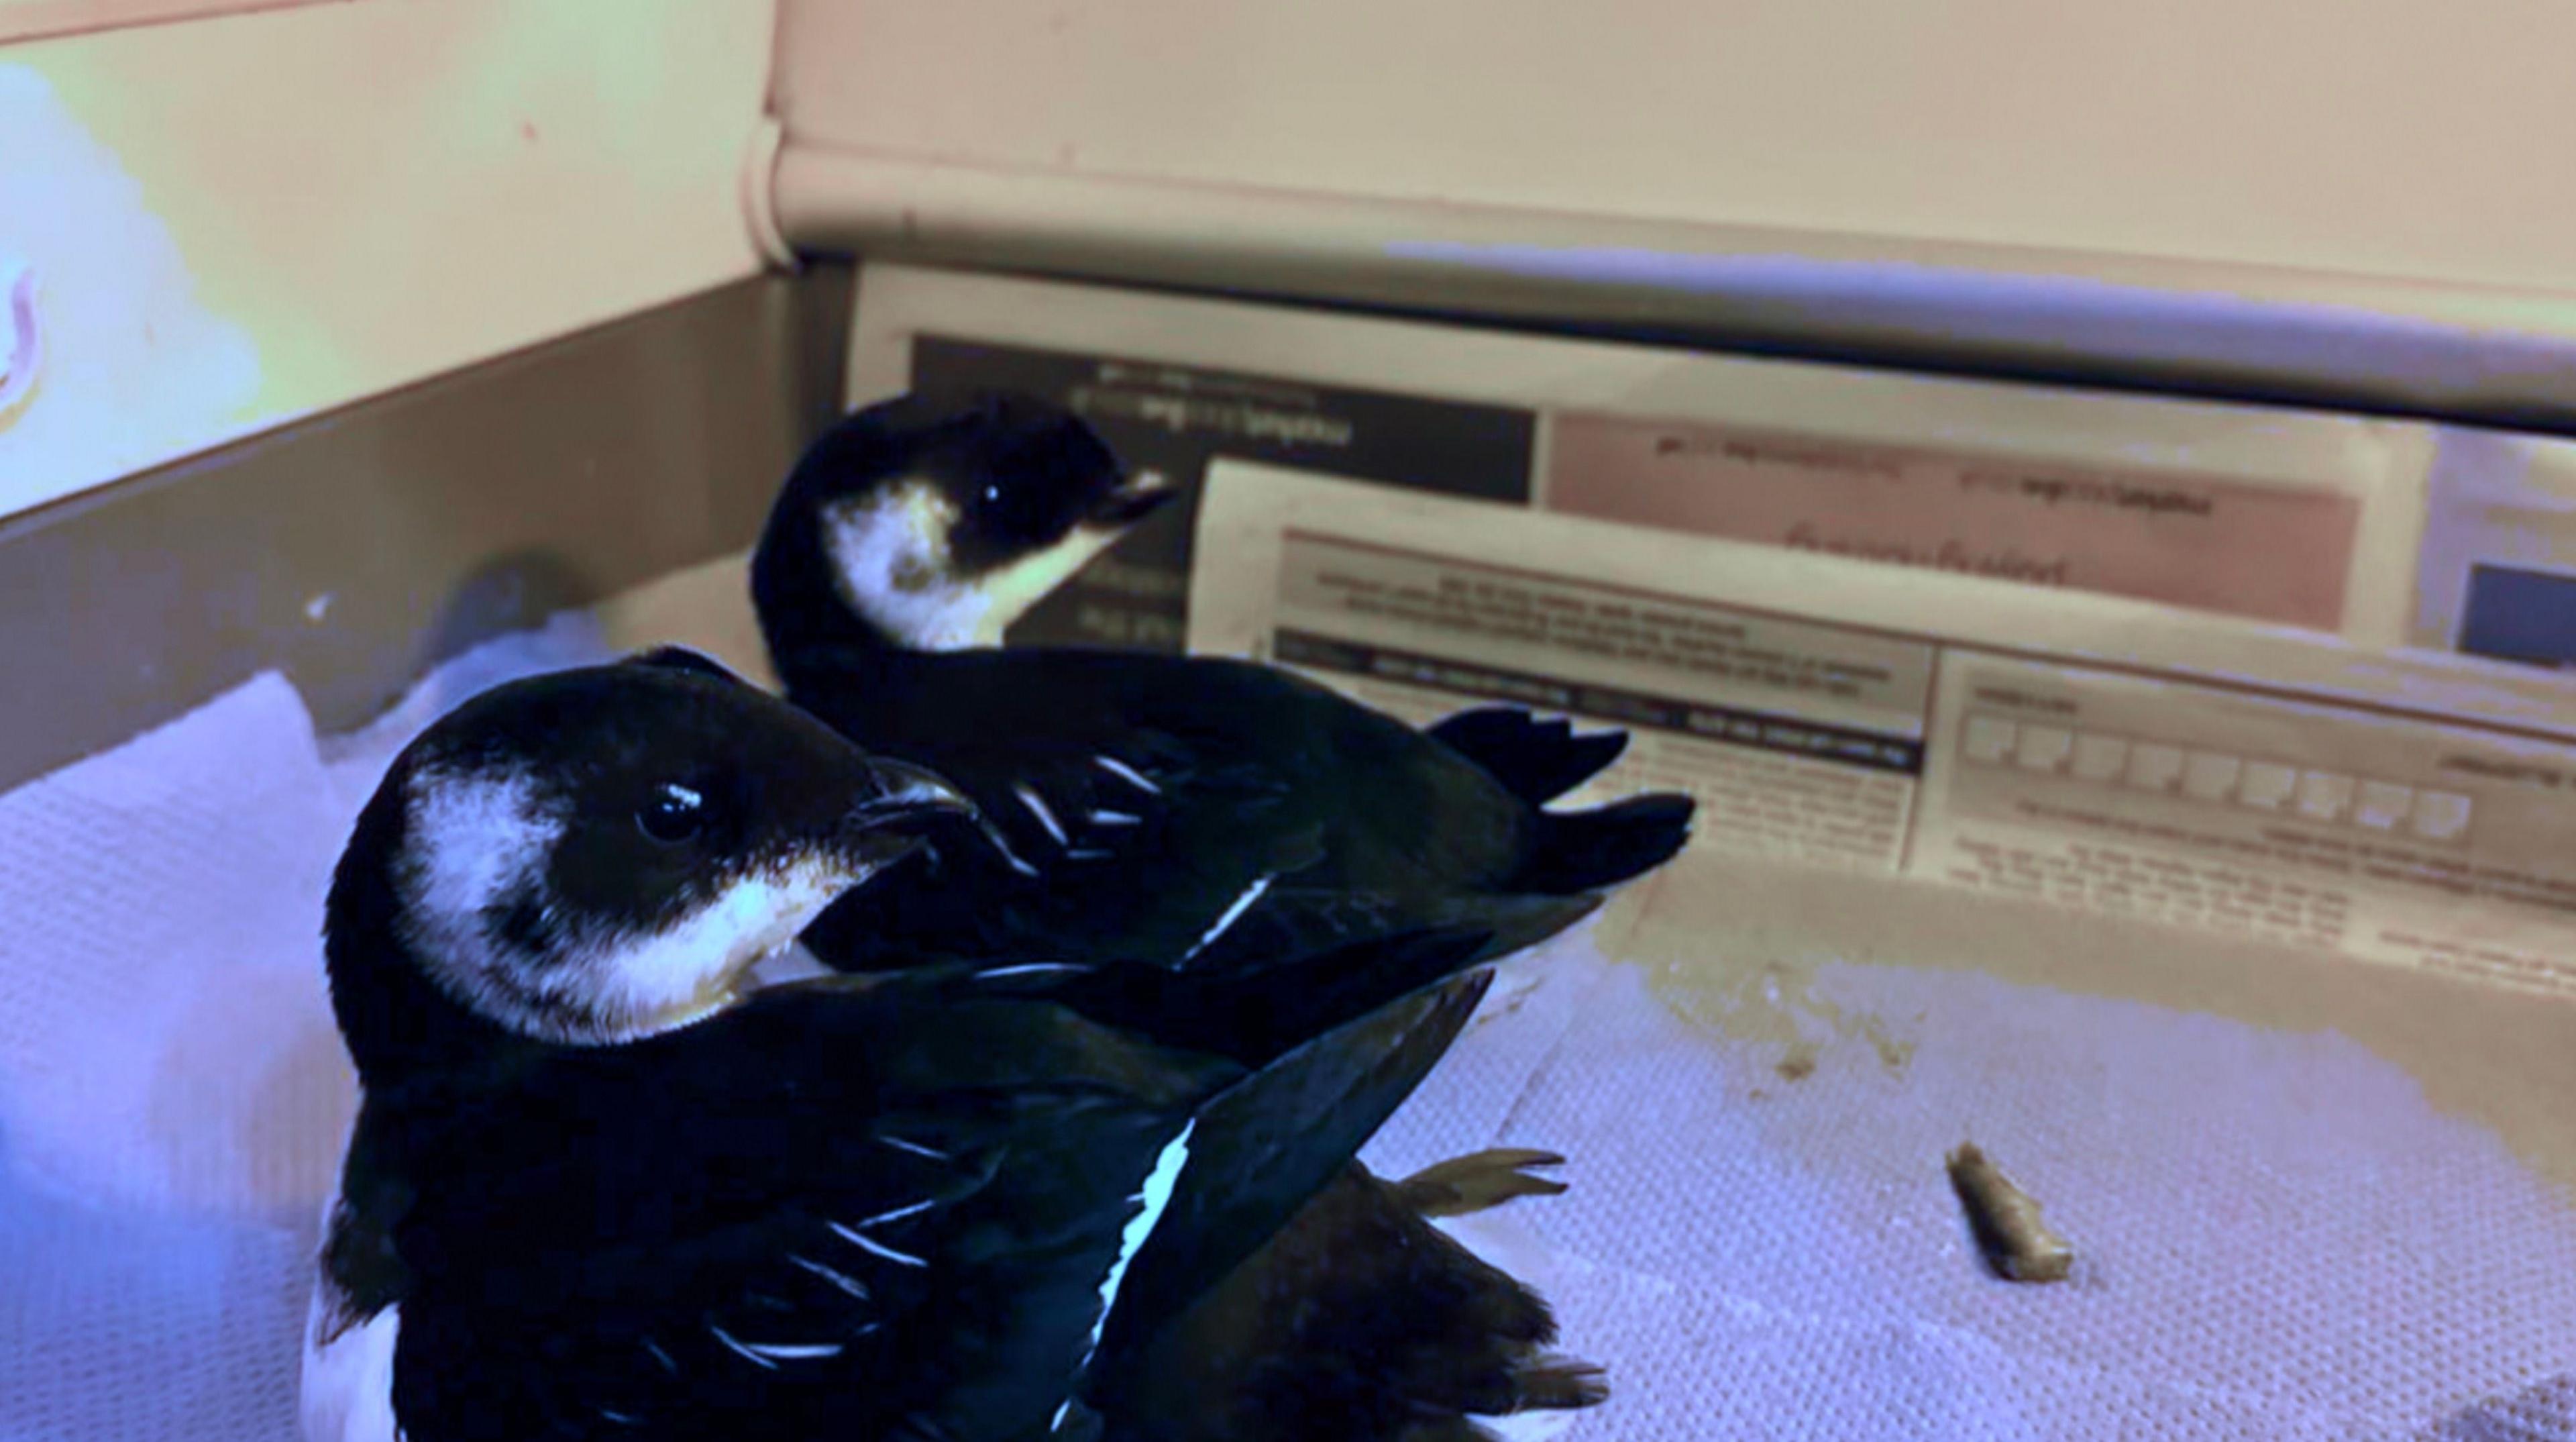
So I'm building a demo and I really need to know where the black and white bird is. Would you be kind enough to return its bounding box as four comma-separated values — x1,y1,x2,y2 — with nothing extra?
739,393,1669,1437
749,389,1698,986
299,651,1580,1442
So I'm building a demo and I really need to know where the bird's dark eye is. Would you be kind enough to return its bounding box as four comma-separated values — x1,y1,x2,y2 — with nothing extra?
637,782,706,844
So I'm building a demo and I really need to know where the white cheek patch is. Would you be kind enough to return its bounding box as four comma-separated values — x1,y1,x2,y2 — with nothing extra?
568,861,855,1035
960,525,1127,650
398,766,564,1025
820,482,1130,651
405,768,558,933
822,482,992,650
399,767,865,1044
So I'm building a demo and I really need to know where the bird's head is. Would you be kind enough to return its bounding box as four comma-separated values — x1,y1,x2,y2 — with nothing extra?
325,648,981,1070
751,390,1173,655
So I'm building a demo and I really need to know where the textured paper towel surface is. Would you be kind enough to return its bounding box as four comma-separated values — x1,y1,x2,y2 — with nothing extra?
2422,1375,2576,1440
1365,941,2576,1441
0,674,346,1441
6,617,2573,1440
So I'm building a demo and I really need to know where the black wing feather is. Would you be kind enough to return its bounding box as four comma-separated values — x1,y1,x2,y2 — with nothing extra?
354,979,1241,1442
1080,966,1497,1417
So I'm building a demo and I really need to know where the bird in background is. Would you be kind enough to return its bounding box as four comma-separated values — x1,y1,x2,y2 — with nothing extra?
748,388,1696,982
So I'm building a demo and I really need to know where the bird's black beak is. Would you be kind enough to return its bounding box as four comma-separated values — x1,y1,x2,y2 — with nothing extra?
837,758,984,866
836,757,1044,878
846,758,980,829
1086,468,1179,528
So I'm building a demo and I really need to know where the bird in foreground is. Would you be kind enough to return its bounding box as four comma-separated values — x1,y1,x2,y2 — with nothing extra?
299,652,1595,1442
749,388,1698,983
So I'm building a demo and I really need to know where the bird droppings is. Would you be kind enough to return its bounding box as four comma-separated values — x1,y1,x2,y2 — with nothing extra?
1863,1017,1916,1073
1655,954,1917,1082
1947,1141,2075,1284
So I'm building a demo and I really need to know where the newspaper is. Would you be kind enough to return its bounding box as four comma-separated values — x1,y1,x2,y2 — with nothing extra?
1192,462,2576,1001
843,264,2432,651
849,262,2576,674
1542,412,2363,628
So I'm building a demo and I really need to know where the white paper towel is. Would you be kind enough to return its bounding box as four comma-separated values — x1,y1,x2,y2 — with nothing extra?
0,674,347,1441
1366,939,2576,1441
2424,1374,2576,1440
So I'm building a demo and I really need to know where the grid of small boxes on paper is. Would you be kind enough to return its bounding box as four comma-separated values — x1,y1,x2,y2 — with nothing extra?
1957,713,2474,843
